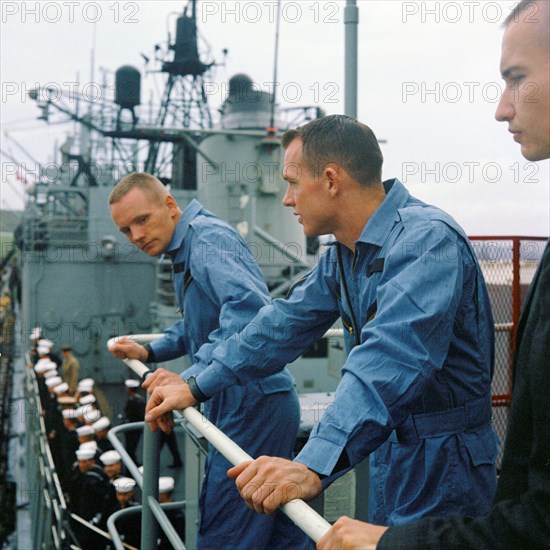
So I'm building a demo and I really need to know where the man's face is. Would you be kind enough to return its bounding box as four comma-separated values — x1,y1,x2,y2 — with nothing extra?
104,462,122,479
78,458,94,473
110,187,179,256
63,418,76,430
496,5,550,161
158,492,173,504
282,139,335,237
95,429,108,439
116,491,134,508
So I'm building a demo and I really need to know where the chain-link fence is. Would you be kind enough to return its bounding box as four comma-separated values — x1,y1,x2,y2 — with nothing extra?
470,236,546,469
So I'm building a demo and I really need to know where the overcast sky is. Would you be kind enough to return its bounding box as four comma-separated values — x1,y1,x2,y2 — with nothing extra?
1,0,549,236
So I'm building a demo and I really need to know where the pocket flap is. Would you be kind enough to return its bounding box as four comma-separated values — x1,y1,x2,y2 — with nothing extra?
460,428,499,466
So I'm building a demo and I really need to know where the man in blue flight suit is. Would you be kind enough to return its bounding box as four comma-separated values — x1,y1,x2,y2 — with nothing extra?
108,172,311,549
144,115,499,527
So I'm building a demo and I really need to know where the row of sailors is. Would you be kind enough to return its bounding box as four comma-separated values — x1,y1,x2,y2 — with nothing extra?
30,331,79,395
34,364,141,478
31,367,166,548
29,333,185,546
69,443,184,549
31,336,155,466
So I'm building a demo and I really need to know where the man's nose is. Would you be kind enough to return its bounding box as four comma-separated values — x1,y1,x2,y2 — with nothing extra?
130,226,145,243
282,185,294,207
495,90,514,122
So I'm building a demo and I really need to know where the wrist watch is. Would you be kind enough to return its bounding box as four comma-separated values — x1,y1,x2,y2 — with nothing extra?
187,376,208,402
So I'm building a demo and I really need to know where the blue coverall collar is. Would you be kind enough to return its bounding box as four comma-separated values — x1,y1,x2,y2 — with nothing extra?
166,199,203,258
356,178,410,247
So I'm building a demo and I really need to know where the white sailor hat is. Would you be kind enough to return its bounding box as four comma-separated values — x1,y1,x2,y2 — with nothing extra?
76,425,95,437
79,394,97,405
29,327,42,340
53,382,69,394
99,450,121,466
74,406,85,417
34,363,48,374
124,379,140,388
76,447,96,460
92,416,110,431
38,338,54,349
113,477,136,493
158,476,175,493
82,406,101,423
80,441,98,451
43,369,59,379
44,362,57,373
45,376,63,387
62,408,79,419
77,379,94,392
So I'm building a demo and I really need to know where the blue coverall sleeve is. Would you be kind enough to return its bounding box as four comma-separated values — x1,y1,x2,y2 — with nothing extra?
295,227,468,476
195,250,342,396
149,320,188,362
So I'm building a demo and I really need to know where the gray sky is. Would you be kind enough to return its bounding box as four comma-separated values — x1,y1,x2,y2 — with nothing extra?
1,0,549,236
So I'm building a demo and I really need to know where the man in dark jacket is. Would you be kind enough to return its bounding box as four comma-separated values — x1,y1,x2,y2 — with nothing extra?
317,1,550,548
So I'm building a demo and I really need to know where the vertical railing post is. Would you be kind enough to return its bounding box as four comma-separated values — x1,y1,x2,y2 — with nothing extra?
140,400,160,550
184,427,204,549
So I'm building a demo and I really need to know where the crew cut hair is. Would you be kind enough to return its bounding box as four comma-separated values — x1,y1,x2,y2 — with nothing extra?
281,114,383,187
108,172,168,205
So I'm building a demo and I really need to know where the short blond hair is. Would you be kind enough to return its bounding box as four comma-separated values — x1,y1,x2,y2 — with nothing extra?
108,172,168,205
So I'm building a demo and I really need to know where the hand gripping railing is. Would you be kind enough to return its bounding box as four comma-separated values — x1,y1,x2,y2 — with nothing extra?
107,334,332,543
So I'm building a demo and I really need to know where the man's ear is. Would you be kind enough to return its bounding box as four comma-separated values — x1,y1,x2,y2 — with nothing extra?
324,163,340,197
165,194,178,212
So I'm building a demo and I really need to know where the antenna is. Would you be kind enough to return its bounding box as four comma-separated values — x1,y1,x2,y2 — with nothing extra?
89,23,97,117
268,0,282,133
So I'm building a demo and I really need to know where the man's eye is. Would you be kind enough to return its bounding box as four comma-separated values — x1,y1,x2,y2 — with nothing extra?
509,76,524,88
